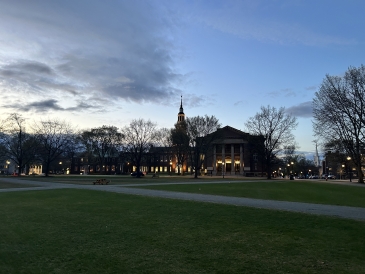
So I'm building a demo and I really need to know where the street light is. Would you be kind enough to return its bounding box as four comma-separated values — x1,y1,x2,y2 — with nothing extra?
341,164,345,180
169,161,172,175
347,156,352,182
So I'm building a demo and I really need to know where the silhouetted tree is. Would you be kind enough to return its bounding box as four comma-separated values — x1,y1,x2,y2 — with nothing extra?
2,114,37,175
313,65,365,183
186,115,221,178
121,119,157,178
33,119,75,176
245,105,298,179
81,126,123,174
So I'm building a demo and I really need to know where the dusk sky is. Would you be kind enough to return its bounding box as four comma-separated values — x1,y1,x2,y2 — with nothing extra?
1,0,365,156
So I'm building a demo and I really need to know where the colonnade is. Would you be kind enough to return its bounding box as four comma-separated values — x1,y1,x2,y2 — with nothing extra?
212,143,246,175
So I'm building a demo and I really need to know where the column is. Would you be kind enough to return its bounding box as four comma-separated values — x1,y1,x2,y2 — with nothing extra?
240,144,244,175
213,145,217,175
222,144,225,175
231,144,235,175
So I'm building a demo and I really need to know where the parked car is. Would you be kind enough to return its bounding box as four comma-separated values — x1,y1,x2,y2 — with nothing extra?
327,175,336,179
309,175,319,179
131,171,144,177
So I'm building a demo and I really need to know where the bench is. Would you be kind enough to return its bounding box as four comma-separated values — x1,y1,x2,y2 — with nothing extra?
93,178,110,185
151,173,159,178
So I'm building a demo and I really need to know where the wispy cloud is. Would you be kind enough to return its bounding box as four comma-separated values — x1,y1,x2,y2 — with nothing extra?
268,88,296,98
3,99,97,113
305,86,317,91
286,101,312,118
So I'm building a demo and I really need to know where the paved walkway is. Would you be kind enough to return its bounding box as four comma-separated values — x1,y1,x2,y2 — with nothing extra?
1,177,365,221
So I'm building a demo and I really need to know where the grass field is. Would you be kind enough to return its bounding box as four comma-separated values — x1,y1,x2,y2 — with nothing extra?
0,175,223,185
131,180,365,208
2,175,365,207
0,181,35,189
1,188,365,273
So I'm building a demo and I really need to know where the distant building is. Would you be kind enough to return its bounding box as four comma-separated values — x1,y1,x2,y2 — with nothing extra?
204,126,264,176
70,96,264,176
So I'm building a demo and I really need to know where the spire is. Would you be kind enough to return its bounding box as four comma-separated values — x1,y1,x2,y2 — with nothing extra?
179,95,184,114
177,95,185,123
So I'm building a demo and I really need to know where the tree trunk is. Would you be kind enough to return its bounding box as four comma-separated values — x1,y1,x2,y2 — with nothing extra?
266,158,272,179
357,163,364,183
194,153,199,179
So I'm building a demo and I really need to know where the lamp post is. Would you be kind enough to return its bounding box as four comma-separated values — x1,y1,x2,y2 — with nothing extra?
287,163,290,178
341,164,345,180
169,161,172,175
222,161,225,178
347,156,352,182
308,169,311,178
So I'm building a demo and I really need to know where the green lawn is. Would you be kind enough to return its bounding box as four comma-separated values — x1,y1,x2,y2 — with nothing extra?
0,181,36,189
134,181,365,208
0,174,231,185
1,189,365,273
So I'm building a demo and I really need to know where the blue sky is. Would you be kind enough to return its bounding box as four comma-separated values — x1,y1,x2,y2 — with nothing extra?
1,0,365,157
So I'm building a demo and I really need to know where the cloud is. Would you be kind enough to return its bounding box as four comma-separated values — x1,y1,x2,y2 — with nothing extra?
285,101,312,118
268,88,296,98
0,0,188,113
0,61,53,76
3,99,96,113
234,100,244,106
305,86,317,91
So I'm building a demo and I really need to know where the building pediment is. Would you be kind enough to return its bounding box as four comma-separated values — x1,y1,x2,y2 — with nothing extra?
215,126,250,140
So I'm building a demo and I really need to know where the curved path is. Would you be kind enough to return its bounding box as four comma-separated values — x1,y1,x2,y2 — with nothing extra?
1,177,365,221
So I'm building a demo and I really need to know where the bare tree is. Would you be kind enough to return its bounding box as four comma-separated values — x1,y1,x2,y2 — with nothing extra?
313,65,365,183
154,128,173,148
121,119,157,178
152,127,174,173
81,126,123,174
2,114,37,175
186,115,221,178
282,143,298,164
170,121,190,175
33,119,75,176
245,105,298,179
